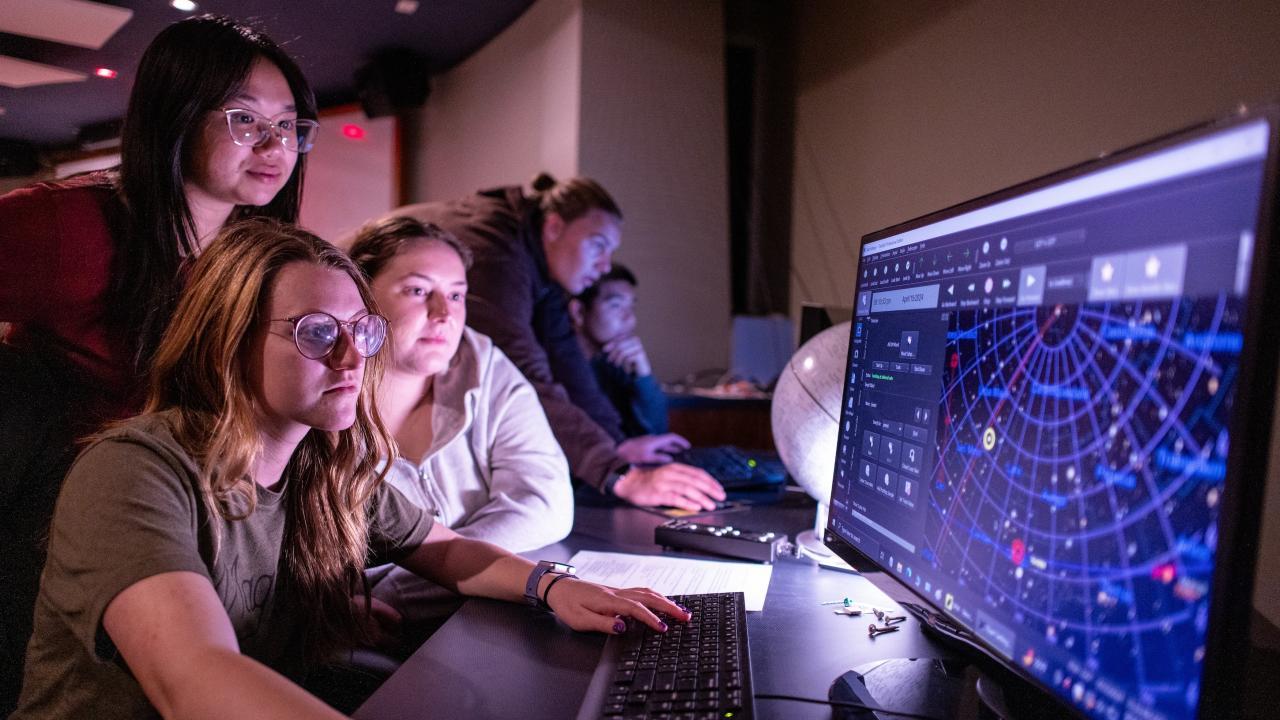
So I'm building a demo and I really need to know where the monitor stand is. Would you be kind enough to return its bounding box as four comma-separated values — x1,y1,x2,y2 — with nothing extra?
829,657,972,720
829,657,1075,719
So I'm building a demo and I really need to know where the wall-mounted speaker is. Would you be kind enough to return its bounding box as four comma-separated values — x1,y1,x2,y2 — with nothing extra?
0,140,38,178
355,48,431,118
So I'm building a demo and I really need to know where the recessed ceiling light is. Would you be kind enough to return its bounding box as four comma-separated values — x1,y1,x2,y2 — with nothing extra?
395,0,419,15
94,67,117,79
170,0,197,11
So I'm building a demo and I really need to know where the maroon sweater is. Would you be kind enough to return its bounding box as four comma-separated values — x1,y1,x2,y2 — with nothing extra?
0,175,133,407
395,187,629,493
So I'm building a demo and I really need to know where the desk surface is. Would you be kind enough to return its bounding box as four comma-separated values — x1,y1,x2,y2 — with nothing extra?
354,493,958,720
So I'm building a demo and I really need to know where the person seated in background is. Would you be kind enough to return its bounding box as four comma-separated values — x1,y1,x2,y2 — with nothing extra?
569,264,669,439
376,173,726,512
345,216,573,640
14,219,685,720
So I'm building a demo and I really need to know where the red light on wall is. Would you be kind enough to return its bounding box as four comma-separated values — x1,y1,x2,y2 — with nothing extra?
94,68,118,79
342,124,366,140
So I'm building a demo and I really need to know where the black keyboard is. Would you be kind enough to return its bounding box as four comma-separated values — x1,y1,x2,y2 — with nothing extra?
576,592,755,720
674,446,786,491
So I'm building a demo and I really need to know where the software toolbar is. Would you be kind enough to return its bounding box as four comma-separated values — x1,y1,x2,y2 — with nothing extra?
856,225,1246,317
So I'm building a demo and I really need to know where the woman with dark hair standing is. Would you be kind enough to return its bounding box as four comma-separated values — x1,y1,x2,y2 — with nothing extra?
14,220,684,719
0,15,318,709
383,175,726,513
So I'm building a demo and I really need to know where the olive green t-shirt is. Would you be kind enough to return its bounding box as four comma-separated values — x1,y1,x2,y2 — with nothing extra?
14,411,434,719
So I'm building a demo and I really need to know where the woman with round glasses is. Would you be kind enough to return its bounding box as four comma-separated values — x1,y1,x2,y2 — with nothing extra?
0,14,318,710
14,219,686,719
347,217,574,643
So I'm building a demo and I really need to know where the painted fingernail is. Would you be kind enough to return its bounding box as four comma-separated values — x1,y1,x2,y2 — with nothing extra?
659,621,668,632
613,620,626,633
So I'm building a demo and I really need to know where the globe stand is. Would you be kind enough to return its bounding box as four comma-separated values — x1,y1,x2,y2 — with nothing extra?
795,528,831,558
794,502,854,570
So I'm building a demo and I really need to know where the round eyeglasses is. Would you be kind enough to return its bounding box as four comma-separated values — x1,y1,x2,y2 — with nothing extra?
221,108,319,153
269,312,388,360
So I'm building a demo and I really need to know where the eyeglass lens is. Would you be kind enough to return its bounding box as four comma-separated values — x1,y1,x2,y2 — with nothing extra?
293,313,387,359
225,109,318,153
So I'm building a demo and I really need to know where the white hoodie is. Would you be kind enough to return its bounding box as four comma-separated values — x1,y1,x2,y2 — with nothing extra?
367,328,573,621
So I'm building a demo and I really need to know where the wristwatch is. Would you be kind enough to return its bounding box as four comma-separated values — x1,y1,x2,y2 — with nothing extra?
524,560,576,609
603,463,632,496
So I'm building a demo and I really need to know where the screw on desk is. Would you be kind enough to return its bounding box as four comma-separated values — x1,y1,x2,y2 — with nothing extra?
868,623,900,637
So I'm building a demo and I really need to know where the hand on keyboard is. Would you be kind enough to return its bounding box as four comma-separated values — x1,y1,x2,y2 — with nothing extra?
613,463,726,512
585,592,755,719
545,580,692,636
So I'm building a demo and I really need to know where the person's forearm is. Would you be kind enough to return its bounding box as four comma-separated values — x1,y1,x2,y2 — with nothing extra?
454,499,573,552
160,647,343,720
401,529,535,602
630,374,669,435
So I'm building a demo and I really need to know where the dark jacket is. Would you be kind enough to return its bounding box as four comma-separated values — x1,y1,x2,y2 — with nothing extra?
590,354,669,438
394,187,628,492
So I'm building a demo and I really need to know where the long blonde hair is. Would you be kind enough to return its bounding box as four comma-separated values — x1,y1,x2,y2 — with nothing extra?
143,218,392,658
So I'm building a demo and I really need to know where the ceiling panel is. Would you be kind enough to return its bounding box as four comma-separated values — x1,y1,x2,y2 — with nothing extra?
0,55,87,88
0,0,535,149
0,0,133,50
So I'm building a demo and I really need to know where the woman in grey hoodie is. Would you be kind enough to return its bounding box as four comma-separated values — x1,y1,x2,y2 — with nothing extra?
349,216,575,640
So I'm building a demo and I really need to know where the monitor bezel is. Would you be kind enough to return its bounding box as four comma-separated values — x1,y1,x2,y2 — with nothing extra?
823,104,1280,720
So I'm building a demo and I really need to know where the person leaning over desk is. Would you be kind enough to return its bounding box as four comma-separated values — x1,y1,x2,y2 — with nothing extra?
13,219,689,720
0,14,318,711
345,216,574,638
385,174,727,512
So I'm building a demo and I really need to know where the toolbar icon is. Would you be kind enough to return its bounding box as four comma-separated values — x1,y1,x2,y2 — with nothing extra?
1018,265,1046,306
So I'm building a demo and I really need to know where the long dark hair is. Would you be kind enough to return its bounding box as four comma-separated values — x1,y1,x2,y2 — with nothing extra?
111,14,317,377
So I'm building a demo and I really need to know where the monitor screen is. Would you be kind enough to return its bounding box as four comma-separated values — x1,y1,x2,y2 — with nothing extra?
826,114,1276,719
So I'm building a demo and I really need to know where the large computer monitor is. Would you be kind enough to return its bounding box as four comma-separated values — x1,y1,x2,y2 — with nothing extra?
825,108,1280,719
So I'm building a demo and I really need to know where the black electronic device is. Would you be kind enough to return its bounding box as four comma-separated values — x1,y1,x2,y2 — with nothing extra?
799,302,854,346
575,592,756,720
673,445,787,492
824,106,1280,720
355,47,431,118
655,519,786,563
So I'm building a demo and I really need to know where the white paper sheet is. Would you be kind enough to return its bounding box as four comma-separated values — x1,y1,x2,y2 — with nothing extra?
568,550,773,611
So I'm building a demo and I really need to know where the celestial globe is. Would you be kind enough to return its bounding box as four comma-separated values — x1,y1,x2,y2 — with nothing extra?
770,321,851,560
